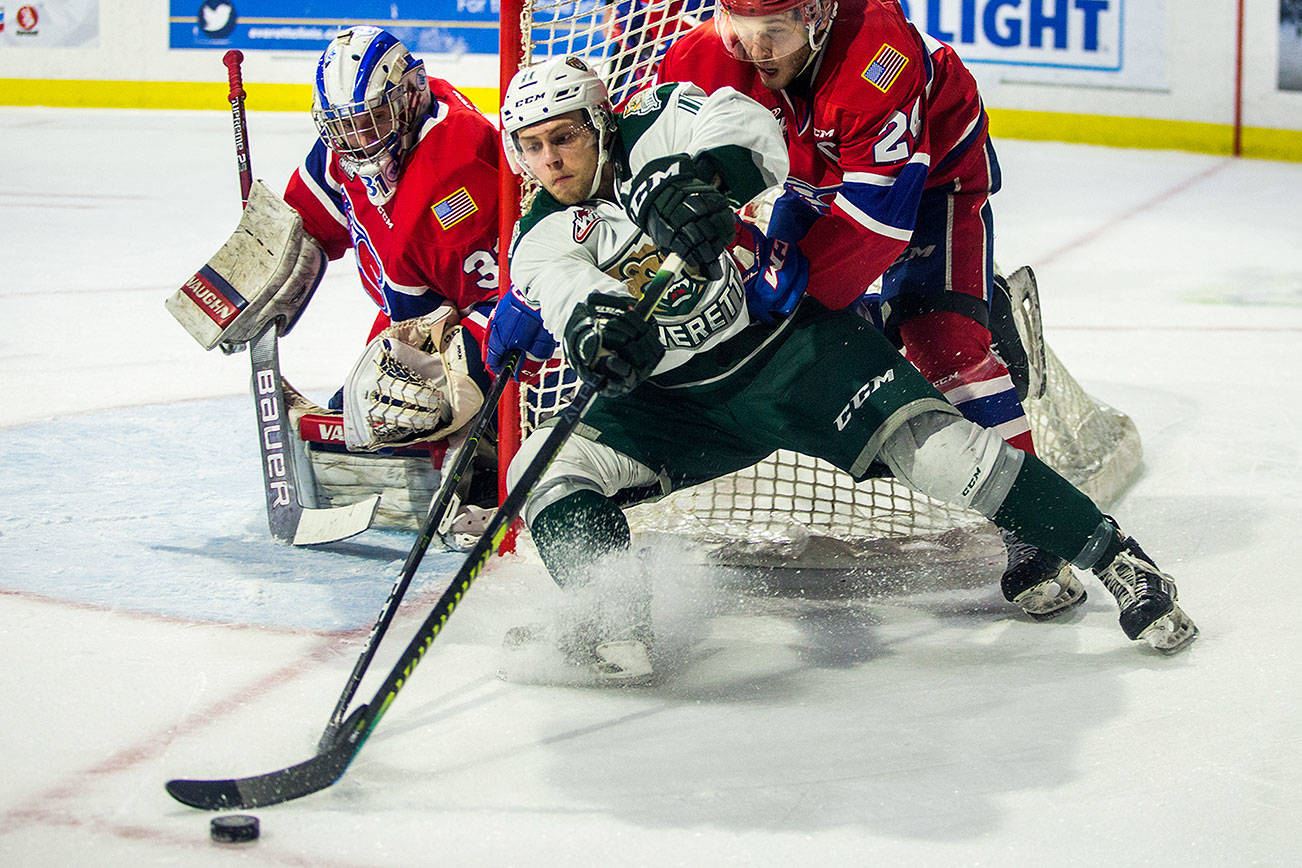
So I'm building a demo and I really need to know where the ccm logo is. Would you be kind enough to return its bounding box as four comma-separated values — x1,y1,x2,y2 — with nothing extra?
834,369,895,431
626,164,682,217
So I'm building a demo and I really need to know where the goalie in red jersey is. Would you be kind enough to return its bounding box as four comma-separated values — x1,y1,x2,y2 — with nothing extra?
659,0,1082,619
279,25,504,456
170,26,504,543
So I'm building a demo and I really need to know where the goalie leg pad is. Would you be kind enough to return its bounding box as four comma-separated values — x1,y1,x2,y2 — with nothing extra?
879,409,1024,517
167,180,326,351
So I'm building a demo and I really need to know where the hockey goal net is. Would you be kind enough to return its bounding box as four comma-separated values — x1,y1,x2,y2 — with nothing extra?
498,0,1142,568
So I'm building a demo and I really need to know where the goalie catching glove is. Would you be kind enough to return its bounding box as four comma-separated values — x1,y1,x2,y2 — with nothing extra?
166,180,326,351
342,306,486,451
624,154,735,281
564,292,665,397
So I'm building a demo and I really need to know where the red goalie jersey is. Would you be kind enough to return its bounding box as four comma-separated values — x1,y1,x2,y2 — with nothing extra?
285,77,501,342
659,0,993,310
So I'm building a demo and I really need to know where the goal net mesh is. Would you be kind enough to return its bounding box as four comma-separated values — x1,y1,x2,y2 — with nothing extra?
505,0,1142,568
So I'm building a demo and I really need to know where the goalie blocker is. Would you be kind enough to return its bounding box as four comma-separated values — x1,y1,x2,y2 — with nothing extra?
167,180,326,351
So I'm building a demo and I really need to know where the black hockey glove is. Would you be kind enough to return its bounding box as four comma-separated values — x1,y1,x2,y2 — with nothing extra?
625,154,735,281
564,292,665,397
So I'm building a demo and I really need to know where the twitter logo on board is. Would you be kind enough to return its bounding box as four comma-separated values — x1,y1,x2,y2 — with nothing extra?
198,1,238,40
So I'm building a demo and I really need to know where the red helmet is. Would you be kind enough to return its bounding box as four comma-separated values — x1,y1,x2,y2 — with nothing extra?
718,0,809,13
715,0,837,66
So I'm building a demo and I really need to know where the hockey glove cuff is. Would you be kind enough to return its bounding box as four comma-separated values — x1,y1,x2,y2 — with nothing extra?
564,292,665,397
486,286,558,383
733,221,809,324
625,154,735,281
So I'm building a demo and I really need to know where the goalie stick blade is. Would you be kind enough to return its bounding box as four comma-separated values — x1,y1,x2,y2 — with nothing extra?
248,325,381,547
166,706,369,810
291,494,380,546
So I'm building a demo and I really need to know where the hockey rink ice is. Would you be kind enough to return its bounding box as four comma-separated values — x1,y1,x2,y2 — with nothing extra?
2,107,1299,865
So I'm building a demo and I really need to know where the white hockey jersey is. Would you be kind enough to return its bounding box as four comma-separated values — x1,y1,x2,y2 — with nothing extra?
508,82,788,385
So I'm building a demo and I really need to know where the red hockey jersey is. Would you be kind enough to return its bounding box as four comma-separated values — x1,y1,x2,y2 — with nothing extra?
285,77,501,341
659,0,992,309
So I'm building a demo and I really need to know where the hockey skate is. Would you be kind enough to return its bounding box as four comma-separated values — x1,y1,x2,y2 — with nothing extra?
1000,528,1087,619
1092,521,1198,653
499,621,654,687
440,503,495,551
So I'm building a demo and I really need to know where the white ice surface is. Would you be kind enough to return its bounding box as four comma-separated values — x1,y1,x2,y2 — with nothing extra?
1,107,1299,866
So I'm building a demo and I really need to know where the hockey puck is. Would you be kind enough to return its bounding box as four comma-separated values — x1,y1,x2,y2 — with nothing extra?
210,814,259,843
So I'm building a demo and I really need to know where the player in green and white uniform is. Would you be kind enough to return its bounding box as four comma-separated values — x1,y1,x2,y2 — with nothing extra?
486,56,1196,683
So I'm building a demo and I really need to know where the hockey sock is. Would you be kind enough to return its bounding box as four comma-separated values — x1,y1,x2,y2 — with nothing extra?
991,452,1105,564
531,488,632,588
900,311,1036,454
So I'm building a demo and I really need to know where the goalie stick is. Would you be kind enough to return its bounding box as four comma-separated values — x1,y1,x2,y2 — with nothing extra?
248,323,380,545
165,255,686,810
316,349,521,750
223,50,378,545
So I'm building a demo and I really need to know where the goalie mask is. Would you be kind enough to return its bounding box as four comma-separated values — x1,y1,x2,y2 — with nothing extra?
312,26,431,206
715,0,837,71
500,56,617,200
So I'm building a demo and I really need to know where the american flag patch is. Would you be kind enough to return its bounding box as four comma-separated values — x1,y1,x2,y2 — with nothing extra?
862,44,909,93
431,187,478,229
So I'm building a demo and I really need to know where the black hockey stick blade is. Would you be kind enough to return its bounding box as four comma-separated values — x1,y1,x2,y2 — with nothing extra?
166,705,370,810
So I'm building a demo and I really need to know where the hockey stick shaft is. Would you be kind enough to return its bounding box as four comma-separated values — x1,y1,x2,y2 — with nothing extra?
219,55,377,545
324,254,683,744
222,50,254,207
163,255,685,810
318,349,522,749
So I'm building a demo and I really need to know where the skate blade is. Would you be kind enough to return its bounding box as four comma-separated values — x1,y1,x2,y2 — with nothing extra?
592,639,654,687
1017,573,1088,621
497,635,654,688
1138,604,1199,654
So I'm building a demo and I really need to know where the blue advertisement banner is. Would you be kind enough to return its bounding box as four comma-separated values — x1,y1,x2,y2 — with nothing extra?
898,0,1123,72
171,1,501,53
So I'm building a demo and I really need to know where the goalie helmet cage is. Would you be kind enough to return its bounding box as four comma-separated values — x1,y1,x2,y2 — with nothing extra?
495,0,1142,569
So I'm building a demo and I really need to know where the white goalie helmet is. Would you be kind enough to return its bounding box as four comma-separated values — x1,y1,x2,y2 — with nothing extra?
312,26,431,205
500,56,617,199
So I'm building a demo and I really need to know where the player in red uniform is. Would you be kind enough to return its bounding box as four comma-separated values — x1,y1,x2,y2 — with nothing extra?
660,0,1084,618
285,25,501,358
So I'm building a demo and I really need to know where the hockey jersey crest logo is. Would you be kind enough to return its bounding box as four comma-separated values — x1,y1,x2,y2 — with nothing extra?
572,207,601,243
611,245,667,301
622,89,663,117
609,244,699,317
863,44,909,93
431,187,478,230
